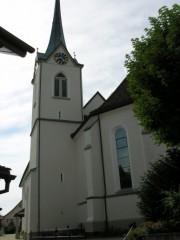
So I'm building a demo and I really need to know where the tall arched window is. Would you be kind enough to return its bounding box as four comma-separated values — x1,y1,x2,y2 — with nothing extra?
54,73,67,98
115,128,132,189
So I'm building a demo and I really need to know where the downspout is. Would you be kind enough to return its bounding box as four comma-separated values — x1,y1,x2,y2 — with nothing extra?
37,61,42,232
98,114,108,232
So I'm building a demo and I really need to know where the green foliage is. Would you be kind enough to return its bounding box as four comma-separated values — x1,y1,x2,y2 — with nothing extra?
126,225,147,240
137,148,180,222
162,190,180,229
20,231,27,240
126,221,168,240
141,221,168,234
125,4,180,146
4,220,16,234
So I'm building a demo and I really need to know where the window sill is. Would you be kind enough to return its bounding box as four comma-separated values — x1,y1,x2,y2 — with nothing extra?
107,188,137,198
52,96,70,100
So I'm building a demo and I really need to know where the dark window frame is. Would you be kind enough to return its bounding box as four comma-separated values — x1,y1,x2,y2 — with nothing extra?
115,128,132,189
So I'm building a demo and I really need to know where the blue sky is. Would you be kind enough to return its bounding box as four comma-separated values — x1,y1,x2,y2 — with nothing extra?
0,0,179,215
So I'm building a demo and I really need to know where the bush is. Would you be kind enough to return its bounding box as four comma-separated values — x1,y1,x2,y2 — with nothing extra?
137,148,180,222
162,190,180,230
126,221,168,240
141,221,168,234
4,220,16,234
126,225,147,240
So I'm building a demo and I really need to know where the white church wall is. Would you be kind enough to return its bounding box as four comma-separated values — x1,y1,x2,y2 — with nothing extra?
140,129,166,169
31,66,40,127
84,147,94,197
75,118,104,202
106,193,141,228
94,103,167,227
86,198,105,224
84,125,104,197
99,104,145,194
83,93,105,116
29,170,39,232
40,54,83,122
24,44,84,231
29,123,38,169
75,119,106,230
21,171,32,234
20,166,39,234
75,132,87,203
74,131,88,225
107,194,139,219
38,120,79,230
90,122,105,197
78,204,87,227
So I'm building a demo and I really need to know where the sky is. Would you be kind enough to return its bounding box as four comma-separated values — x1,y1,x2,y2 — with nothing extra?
0,0,179,215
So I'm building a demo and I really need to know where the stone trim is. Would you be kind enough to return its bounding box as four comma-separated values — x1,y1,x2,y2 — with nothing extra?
77,201,87,206
30,118,81,136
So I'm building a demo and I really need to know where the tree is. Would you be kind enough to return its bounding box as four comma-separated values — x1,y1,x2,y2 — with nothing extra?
162,190,180,229
125,4,180,147
137,148,180,224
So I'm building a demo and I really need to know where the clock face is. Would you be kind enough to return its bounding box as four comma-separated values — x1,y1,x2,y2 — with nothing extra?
54,52,68,64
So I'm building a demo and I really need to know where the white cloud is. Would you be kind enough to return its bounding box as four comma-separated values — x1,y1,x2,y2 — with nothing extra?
0,0,179,215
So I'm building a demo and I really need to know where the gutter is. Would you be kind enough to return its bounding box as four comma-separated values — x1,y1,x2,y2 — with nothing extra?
0,26,35,57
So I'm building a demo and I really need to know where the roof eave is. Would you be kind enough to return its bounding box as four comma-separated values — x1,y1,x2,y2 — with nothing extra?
19,162,30,187
71,101,133,139
0,26,35,57
37,43,84,67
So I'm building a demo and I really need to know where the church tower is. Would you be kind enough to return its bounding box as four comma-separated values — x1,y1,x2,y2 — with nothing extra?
24,0,84,233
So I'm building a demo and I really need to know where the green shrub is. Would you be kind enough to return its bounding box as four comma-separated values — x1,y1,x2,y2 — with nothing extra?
141,221,168,234
137,148,180,222
126,221,168,240
126,225,147,240
162,190,180,231
4,221,16,234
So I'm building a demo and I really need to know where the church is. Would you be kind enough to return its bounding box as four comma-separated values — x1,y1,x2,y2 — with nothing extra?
19,0,166,236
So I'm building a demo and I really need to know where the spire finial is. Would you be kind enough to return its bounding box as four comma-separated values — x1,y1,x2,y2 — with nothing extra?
45,0,66,56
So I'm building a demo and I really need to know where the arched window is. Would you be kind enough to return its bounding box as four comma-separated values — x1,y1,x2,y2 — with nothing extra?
54,73,67,98
115,128,132,189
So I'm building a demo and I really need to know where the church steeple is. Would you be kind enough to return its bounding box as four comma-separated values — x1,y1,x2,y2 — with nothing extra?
45,0,66,55
38,0,66,60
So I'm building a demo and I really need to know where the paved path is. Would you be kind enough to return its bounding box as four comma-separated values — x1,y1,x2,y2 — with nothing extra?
0,235,15,240
0,235,123,240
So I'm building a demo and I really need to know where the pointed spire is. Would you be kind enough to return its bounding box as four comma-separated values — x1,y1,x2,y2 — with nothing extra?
45,0,66,56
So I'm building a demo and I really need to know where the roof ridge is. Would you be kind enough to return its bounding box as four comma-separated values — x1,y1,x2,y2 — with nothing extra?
83,91,105,109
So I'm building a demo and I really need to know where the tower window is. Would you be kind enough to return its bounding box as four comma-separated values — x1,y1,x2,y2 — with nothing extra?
115,128,132,189
54,73,67,98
